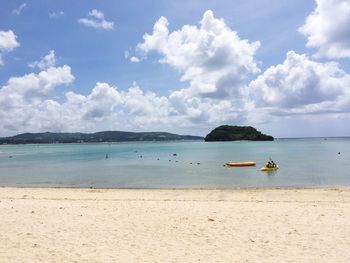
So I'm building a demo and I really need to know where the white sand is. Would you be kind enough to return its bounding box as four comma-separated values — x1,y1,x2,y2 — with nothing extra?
0,187,350,262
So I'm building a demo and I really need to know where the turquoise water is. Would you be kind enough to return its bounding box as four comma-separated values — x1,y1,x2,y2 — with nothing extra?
0,138,349,188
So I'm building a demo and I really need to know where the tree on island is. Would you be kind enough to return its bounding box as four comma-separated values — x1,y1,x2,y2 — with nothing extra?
204,125,273,141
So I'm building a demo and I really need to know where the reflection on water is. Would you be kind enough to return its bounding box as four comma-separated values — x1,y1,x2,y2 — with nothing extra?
263,170,278,176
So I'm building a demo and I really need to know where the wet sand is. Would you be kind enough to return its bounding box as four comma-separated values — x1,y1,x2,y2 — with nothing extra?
0,187,350,262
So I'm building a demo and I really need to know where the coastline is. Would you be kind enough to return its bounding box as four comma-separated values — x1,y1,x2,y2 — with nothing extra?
1,184,350,190
1,187,350,262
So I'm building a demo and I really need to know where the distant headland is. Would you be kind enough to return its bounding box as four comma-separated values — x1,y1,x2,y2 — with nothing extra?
204,125,274,141
0,126,274,144
0,131,203,144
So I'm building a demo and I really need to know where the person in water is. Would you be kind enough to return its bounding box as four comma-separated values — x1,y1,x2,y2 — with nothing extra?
271,160,276,168
266,159,276,168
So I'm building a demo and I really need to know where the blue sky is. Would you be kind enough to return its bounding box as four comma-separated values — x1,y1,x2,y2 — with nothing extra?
1,0,350,137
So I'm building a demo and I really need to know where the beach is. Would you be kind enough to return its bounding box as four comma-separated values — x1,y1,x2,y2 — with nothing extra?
0,188,350,262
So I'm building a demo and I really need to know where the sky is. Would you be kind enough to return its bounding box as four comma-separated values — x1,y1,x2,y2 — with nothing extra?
1,0,350,138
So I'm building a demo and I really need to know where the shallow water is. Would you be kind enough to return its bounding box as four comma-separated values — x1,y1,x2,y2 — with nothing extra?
0,138,349,188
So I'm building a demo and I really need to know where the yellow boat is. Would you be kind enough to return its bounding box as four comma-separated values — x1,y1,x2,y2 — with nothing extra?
260,165,279,171
225,161,256,167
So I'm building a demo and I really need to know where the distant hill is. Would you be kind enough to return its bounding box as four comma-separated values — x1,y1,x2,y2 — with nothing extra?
204,125,273,142
0,131,203,144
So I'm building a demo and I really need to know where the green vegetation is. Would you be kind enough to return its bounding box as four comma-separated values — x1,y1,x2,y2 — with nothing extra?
0,131,203,144
204,125,273,142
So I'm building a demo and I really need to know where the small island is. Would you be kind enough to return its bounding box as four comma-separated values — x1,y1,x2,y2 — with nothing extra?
204,125,274,141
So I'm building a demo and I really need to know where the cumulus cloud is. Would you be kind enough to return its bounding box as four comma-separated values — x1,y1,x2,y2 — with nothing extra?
134,10,260,128
49,11,64,18
67,82,175,129
12,3,27,15
0,76,176,135
82,82,122,120
130,56,140,63
78,9,114,30
2,10,350,137
299,0,350,58
137,10,260,98
1,65,74,102
0,63,75,134
0,30,20,65
2,52,348,136
0,51,176,134
249,51,350,115
1,59,230,135
0,11,263,136
28,50,56,70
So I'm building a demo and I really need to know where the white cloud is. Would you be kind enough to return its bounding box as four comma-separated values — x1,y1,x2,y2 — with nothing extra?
0,77,176,135
78,9,114,30
121,82,173,123
0,11,263,136
0,63,75,134
89,9,104,20
1,65,74,102
12,3,27,15
0,30,20,65
28,50,56,70
299,0,350,58
65,82,174,129
49,11,64,18
249,51,350,115
0,52,175,134
2,52,349,136
130,56,140,63
134,10,260,128
137,10,260,99
2,10,350,137
82,82,123,120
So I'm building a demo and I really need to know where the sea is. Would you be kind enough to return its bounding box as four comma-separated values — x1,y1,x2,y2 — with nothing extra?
0,138,349,188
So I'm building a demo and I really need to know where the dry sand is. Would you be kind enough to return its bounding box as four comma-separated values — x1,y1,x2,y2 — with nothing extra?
0,187,350,262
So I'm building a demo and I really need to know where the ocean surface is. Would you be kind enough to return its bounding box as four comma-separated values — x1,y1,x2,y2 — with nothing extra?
0,138,349,188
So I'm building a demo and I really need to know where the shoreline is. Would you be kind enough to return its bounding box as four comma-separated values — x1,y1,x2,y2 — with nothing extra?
1,187,350,262
1,185,350,190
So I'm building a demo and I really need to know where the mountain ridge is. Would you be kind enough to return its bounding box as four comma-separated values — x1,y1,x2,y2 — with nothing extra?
0,131,203,144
